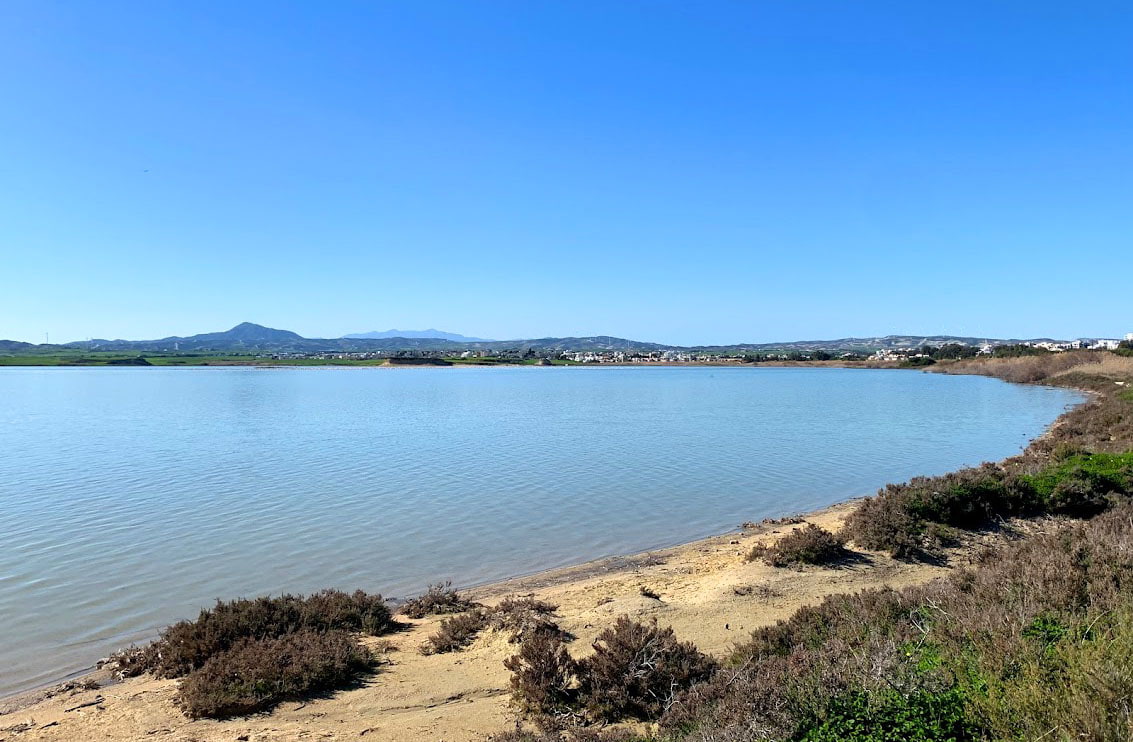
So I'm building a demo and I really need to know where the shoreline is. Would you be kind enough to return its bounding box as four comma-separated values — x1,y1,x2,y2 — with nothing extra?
0,498,973,741
0,497,867,711
0,360,1114,740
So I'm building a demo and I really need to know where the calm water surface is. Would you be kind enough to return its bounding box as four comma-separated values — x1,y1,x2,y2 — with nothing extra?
0,366,1080,695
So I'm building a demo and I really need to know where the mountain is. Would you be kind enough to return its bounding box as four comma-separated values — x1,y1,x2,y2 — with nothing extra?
343,329,494,342
72,322,307,352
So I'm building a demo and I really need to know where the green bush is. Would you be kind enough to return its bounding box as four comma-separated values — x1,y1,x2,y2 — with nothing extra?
799,689,977,742
1021,452,1133,516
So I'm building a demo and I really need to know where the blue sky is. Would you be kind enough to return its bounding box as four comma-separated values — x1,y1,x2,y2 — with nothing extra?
1,1,1130,345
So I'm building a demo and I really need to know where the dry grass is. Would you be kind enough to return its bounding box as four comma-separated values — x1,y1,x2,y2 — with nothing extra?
934,350,1104,384
1052,354,1133,380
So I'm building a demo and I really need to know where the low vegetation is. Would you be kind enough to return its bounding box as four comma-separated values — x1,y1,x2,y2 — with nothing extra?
111,589,391,718
659,503,1133,742
177,631,374,719
503,616,715,728
399,580,480,619
421,593,565,655
747,523,848,567
845,353,1133,558
421,609,492,655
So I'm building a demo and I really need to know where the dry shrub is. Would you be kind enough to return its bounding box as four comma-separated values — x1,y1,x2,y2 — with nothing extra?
747,524,848,567
489,729,639,742
113,589,391,678
733,584,781,599
576,616,715,721
400,581,480,619
491,596,567,643
503,631,577,716
420,609,490,654
423,596,567,653
176,630,373,718
658,503,1133,741
844,450,1133,558
844,464,1029,558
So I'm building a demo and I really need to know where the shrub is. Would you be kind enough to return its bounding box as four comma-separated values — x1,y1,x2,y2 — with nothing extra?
400,581,480,619
1022,452,1133,517
656,503,1133,742
176,631,374,719
115,589,391,678
842,455,1130,557
748,524,848,567
422,597,568,653
503,631,577,716
420,609,490,654
800,689,978,742
491,596,567,643
576,616,715,721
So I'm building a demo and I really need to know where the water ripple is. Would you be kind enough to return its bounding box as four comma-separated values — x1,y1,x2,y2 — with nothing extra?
0,366,1080,696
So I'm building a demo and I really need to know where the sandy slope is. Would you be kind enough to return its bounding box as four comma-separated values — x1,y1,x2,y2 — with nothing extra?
0,501,991,742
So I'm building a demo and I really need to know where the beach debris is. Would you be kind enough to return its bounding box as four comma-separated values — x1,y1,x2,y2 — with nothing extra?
64,696,104,712
0,720,36,734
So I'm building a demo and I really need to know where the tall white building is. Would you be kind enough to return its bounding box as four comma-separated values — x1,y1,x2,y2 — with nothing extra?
1125,332,1133,342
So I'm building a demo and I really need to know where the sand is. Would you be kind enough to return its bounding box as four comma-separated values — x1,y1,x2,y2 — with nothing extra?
0,499,1011,742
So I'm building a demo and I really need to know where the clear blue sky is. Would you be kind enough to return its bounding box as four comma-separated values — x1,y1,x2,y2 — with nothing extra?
1,1,1130,345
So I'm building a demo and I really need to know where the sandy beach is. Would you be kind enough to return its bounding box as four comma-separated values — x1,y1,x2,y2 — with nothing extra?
0,498,1017,742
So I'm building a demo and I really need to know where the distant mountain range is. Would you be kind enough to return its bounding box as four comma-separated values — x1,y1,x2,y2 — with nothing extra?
0,323,1092,355
343,329,494,342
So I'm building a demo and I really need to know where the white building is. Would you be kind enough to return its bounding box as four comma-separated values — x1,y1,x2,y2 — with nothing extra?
1125,333,1133,342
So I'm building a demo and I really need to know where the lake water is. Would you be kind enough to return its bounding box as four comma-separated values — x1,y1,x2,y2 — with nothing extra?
0,366,1080,696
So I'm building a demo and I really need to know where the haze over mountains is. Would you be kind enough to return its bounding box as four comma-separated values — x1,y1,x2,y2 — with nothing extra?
0,322,1079,355
343,329,494,342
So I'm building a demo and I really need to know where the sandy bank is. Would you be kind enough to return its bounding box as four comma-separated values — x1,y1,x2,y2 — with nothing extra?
0,499,1015,742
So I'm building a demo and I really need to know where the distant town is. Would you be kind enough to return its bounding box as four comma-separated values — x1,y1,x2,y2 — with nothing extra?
267,334,1133,366
1,323,1130,367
